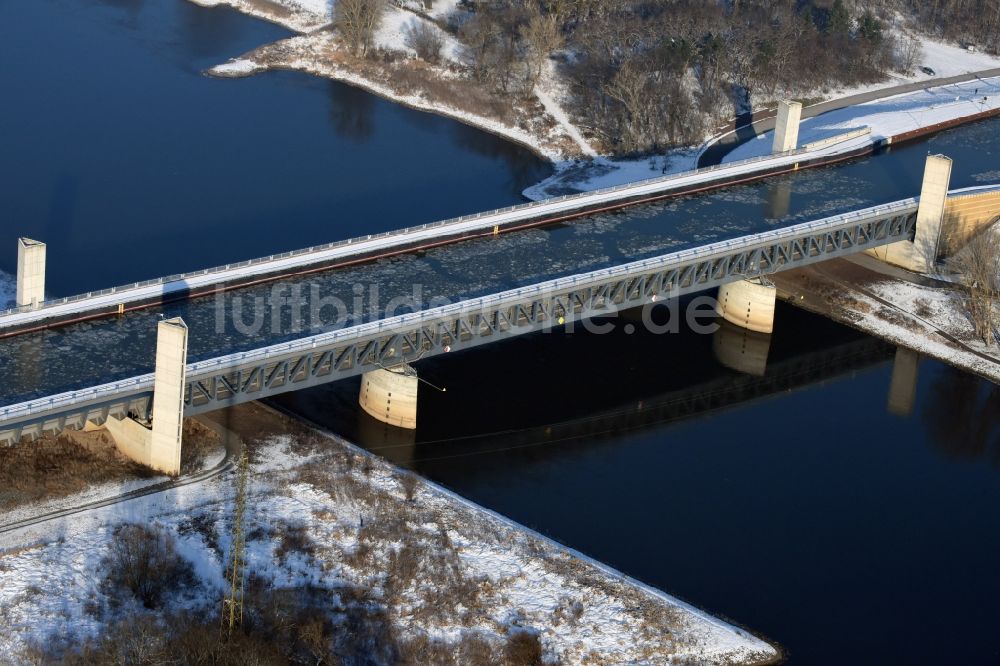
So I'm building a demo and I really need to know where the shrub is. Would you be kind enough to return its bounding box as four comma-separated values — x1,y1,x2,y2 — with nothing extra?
101,523,194,609
405,19,446,64
505,630,544,666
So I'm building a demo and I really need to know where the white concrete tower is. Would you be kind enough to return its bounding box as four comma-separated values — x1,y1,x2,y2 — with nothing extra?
872,154,953,272
150,317,188,474
772,100,802,154
16,238,46,308
911,154,953,269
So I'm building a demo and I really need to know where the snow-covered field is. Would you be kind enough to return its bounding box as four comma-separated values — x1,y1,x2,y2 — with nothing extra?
0,407,779,664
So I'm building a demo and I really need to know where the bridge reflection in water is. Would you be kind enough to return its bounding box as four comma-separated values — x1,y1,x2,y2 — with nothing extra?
272,302,900,470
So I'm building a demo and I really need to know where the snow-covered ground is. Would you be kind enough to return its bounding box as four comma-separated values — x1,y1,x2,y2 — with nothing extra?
857,278,1000,382
523,147,702,200
779,256,1000,383
210,30,576,160
724,76,1000,163
376,5,462,61
0,407,778,664
189,0,331,33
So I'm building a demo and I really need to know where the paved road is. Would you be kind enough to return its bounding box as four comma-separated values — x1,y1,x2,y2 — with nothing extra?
698,67,1000,167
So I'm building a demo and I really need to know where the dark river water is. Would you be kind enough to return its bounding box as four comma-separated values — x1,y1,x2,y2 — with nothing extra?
3,1,1000,664
0,0,550,296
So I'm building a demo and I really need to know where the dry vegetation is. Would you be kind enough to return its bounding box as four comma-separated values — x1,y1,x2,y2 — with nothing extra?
946,226,1000,345
0,419,222,514
0,431,154,512
16,403,774,665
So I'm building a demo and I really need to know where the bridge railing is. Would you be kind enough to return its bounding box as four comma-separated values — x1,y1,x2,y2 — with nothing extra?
0,143,833,319
0,374,155,422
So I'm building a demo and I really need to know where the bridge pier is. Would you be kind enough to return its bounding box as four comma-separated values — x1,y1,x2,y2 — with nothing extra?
716,278,777,334
359,364,418,430
104,317,188,475
772,100,802,154
870,154,952,273
16,238,46,309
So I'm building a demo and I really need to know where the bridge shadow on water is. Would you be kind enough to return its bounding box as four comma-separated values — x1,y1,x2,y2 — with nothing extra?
271,299,897,472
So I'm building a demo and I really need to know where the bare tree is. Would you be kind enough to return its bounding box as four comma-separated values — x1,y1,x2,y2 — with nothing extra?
948,224,1000,345
405,19,446,64
335,0,388,57
895,34,923,75
521,11,564,90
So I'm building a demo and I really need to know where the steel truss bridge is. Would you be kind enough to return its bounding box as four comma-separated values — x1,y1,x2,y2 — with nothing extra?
0,197,918,445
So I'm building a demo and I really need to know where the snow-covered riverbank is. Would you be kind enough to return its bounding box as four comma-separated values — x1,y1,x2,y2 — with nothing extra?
193,0,1000,200
0,403,780,664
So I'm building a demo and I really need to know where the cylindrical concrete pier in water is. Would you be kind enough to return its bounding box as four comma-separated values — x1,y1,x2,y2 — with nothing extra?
716,278,777,334
359,364,419,430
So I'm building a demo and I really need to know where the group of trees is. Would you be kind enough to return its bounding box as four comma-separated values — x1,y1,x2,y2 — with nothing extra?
948,225,1000,346
899,0,1000,52
335,0,388,57
458,3,564,96
447,0,911,154
332,0,993,157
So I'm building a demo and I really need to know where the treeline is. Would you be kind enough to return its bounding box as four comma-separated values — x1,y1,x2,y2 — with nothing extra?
897,0,1000,52
450,0,910,155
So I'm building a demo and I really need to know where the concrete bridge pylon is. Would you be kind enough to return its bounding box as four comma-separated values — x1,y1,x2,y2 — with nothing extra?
16,238,46,309
104,317,188,475
773,100,802,154
870,154,952,273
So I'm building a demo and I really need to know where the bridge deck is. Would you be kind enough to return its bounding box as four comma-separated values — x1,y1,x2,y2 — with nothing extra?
0,198,920,444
